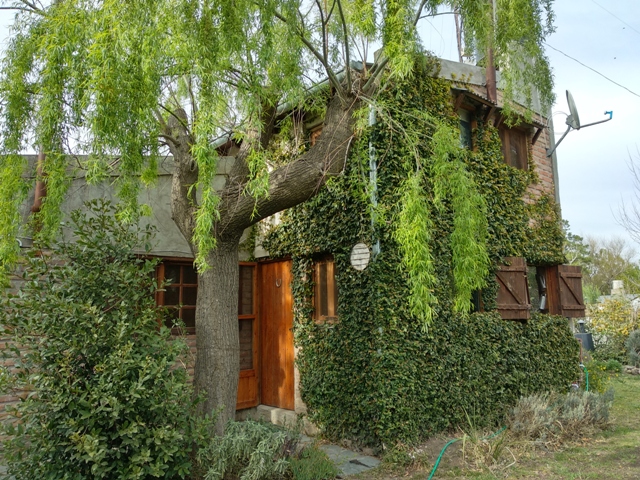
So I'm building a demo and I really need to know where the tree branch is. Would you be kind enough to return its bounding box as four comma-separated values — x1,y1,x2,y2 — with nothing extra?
19,0,42,12
273,8,347,103
314,0,328,65
414,0,430,26
362,56,389,95
335,0,352,92
158,104,192,140
218,93,358,235
0,6,42,14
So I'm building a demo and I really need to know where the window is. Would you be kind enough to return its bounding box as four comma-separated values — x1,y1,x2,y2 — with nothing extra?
499,126,528,170
156,261,258,369
527,266,548,313
314,256,338,323
156,262,198,333
458,109,473,149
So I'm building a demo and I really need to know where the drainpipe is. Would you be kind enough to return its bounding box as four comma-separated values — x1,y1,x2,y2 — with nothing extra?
486,48,497,105
368,106,380,258
485,0,498,105
31,150,46,214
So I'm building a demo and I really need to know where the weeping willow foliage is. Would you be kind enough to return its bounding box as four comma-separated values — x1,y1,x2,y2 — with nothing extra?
394,119,489,330
0,0,554,284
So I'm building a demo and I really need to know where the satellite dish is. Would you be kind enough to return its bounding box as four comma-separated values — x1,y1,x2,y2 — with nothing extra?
565,90,580,130
547,90,613,157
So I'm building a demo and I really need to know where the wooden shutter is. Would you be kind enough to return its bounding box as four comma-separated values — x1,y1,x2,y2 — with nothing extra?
496,257,531,320
550,265,585,318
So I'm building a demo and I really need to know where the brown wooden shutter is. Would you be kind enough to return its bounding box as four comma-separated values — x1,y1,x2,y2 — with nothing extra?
496,257,531,320
554,265,585,318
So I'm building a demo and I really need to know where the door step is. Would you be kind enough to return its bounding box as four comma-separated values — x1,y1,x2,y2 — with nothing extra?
236,404,318,436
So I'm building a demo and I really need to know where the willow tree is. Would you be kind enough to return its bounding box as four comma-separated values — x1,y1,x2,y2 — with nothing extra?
0,0,556,430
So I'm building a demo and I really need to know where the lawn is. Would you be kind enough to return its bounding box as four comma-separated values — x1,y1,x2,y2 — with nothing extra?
352,374,640,480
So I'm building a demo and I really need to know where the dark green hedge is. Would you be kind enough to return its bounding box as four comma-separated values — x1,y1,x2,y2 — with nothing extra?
263,58,577,446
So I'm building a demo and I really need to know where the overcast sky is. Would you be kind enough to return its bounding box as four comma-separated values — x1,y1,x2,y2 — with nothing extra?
1,2,638,247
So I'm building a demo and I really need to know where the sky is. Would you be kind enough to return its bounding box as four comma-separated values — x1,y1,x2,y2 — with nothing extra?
0,1,638,247
419,0,640,248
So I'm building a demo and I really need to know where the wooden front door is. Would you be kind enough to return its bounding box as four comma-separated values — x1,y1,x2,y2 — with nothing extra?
259,260,295,410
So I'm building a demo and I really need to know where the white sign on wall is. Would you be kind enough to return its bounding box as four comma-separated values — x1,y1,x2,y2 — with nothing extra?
350,243,371,271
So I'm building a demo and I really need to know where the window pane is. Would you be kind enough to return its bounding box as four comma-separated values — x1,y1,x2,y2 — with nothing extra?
164,307,179,329
239,319,253,370
165,286,180,305
319,263,328,317
239,266,254,315
182,286,197,306
459,120,472,149
183,265,198,284
510,143,519,168
332,266,339,316
182,308,196,330
165,265,180,284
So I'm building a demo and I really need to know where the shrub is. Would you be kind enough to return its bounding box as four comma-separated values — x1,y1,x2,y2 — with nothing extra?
582,360,612,393
1,201,205,479
626,329,640,367
508,389,613,446
587,297,638,362
197,419,299,480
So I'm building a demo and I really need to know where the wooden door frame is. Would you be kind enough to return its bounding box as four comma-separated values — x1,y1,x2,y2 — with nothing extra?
236,261,260,410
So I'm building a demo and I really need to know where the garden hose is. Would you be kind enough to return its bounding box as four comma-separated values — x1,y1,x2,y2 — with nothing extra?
580,363,589,392
427,425,507,480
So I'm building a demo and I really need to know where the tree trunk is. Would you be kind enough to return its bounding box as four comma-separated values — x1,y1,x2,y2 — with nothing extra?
193,235,241,434
166,93,359,435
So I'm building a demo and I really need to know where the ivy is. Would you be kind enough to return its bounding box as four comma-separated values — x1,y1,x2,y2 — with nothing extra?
263,57,575,446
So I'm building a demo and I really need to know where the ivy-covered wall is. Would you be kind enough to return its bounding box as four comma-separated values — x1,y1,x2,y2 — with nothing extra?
263,58,578,446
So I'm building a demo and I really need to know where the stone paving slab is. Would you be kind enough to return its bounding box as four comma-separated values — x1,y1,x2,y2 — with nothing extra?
318,443,381,477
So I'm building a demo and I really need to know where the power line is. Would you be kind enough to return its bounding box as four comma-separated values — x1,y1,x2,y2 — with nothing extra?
544,43,640,99
589,0,640,37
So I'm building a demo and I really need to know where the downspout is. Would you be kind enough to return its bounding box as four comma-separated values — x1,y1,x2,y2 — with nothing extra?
485,0,498,105
368,106,380,258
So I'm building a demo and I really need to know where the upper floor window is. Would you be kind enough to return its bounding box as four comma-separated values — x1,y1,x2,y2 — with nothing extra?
458,109,473,149
499,126,528,170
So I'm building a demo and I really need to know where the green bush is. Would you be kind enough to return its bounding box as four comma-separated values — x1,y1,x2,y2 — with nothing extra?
587,298,636,363
626,329,640,367
1,201,206,479
583,360,612,393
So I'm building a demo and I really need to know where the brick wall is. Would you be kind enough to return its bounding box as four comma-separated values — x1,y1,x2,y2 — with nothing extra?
528,124,556,200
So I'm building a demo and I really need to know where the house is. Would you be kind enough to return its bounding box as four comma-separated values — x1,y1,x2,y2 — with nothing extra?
2,55,585,443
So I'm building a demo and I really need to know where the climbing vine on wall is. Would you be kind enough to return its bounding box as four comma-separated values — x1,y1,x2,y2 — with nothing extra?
263,56,576,446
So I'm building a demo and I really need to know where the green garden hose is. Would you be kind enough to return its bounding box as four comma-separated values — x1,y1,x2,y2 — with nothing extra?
580,363,589,392
427,425,507,480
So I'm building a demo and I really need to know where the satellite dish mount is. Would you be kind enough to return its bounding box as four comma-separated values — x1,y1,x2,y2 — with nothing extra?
546,90,613,157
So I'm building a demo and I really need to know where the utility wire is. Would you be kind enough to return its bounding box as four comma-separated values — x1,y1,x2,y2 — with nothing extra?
589,0,640,37
544,43,640,99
